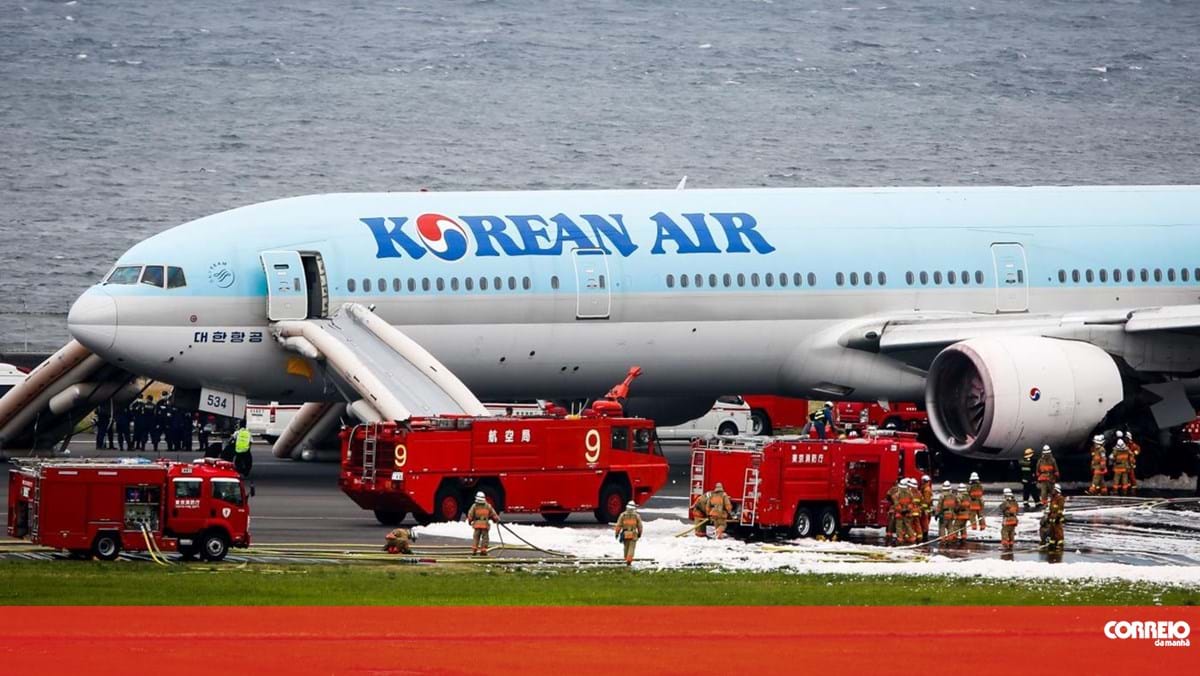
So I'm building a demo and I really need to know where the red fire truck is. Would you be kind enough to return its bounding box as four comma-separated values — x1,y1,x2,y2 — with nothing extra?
689,431,930,538
7,458,251,561
341,414,669,525
836,401,928,433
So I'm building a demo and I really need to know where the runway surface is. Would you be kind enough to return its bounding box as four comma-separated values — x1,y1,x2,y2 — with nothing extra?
3,440,1199,570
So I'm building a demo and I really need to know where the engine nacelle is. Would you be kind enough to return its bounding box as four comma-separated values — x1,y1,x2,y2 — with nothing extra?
925,337,1123,459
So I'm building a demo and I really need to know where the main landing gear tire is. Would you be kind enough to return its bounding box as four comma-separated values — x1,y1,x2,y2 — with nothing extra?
374,510,408,526
92,532,121,561
594,483,629,523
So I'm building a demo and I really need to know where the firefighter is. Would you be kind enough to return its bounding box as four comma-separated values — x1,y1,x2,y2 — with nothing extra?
614,500,644,565
999,487,1020,549
232,421,253,477
1087,434,1108,495
690,489,711,537
1020,447,1038,510
918,475,933,542
954,483,971,542
885,478,904,543
1111,439,1134,495
936,480,958,542
893,478,915,545
1037,445,1059,506
967,472,986,530
1040,484,1066,550
384,527,417,554
706,483,733,538
904,478,923,545
1126,432,1141,493
467,491,501,555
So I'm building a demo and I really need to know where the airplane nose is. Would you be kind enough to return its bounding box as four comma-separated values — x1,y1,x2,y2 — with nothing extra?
67,287,117,353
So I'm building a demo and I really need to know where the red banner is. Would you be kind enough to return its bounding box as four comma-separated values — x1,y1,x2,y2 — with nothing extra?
1,606,1196,674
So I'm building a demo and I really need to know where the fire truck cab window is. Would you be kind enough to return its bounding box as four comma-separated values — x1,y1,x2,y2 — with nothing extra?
633,428,652,453
211,478,244,506
173,478,202,499
611,426,629,451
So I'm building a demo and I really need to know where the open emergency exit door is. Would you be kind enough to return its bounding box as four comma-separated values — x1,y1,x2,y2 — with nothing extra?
989,243,1029,313
573,248,611,319
260,251,308,321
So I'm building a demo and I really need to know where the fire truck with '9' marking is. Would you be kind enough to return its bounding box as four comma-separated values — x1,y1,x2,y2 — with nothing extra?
340,413,669,525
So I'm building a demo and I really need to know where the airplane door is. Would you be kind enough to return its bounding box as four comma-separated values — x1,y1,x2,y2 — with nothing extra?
573,248,611,319
260,250,308,321
990,243,1028,313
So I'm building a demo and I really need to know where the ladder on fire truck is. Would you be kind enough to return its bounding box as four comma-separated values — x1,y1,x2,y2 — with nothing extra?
689,447,706,507
30,476,41,540
739,451,763,527
360,423,379,484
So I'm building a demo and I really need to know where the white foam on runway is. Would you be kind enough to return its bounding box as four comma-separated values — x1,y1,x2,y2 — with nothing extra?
417,506,1200,585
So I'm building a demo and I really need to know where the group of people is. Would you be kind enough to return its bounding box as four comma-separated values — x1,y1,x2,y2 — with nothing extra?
926,473,987,545
93,395,219,453
1086,431,1141,495
689,483,734,539
915,470,1067,551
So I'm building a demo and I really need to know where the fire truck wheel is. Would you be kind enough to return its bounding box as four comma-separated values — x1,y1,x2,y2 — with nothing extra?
750,411,771,436
817,506,839,538
791,507,815,538
718,423,738,437
541,511,570,525
594,482,630,523
92,532,121,561
373,510,408,526
433,485,464,522
201,531,230,561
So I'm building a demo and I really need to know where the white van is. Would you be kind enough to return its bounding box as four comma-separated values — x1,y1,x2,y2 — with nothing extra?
656,396,754,440
245,401,302,443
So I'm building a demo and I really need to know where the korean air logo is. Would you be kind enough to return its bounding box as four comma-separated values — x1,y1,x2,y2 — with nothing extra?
1029,387,1041,402
414,213,470,261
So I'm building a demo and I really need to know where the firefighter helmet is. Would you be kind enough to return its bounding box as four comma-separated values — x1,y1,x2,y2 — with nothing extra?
1053,483,1062,492
1116,430,1124,439
942,480,951,489
714,483,724,492
474,491,486,502
1003,488,1013,496
969,472,980,481
1042,445,1052,453
958,483,967,490
922,474,931,482
1115,439,1127,450
626,500,637,510
1093,434,1105,444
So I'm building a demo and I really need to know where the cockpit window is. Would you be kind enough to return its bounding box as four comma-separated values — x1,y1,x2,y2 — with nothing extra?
105,266,142,285
140,265,165,288
167,266,187,289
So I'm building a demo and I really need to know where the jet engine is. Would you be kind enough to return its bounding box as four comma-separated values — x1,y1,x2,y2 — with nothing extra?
925,336,1123,459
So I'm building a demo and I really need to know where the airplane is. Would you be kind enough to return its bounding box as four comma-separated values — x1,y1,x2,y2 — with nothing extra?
3,185,1200,472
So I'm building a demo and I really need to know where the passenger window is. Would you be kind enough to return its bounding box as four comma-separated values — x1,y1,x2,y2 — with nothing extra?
765,273,774,287
724,273,732,287
1140,269,1149,282
166,267,187,289
680,274,689,288
408,278,416,292
1127,269,1136,283
879,271,887,286
1154,268,1163,282
694,274,702,288
778,273,788,287
1194,268,1200,281
836,272,845,286
633,428,652,453
465,277,474,291
611,426,629,451
807,273,816,286
140,265,165,288
480,277,489,291
450,277,460,291
105,266,142,285
378,278,386,292
1099,269,1108,283
919,271,929,285
737,273,746,287
435,278,445,291
211,479,243,506
709,274,718,287
494,276,502,290
960,270,969,285
508,276,517,290
933,271,942,285
550,275,559,290
598,275,605,289
523,277,531,290
1183,268,1191,282
1071,270,1080,283
347,278,357,292
1057,270,1066,283
422,278,431,291
863,272,873,286
173,479,201,499
363,278,372,293
849,272,859,287
1114,269,1122,282
947,271,956,285
1017,269,1024,283
906,271,915,285
794,273,803,287
975,270,984,285
666,274,675,288
749,273,759,287
1168,268,1176,282
1085,269,1094,283
393,278,401,292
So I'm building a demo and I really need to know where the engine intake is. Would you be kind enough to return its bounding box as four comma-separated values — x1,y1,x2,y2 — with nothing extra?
925,337,1123,459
